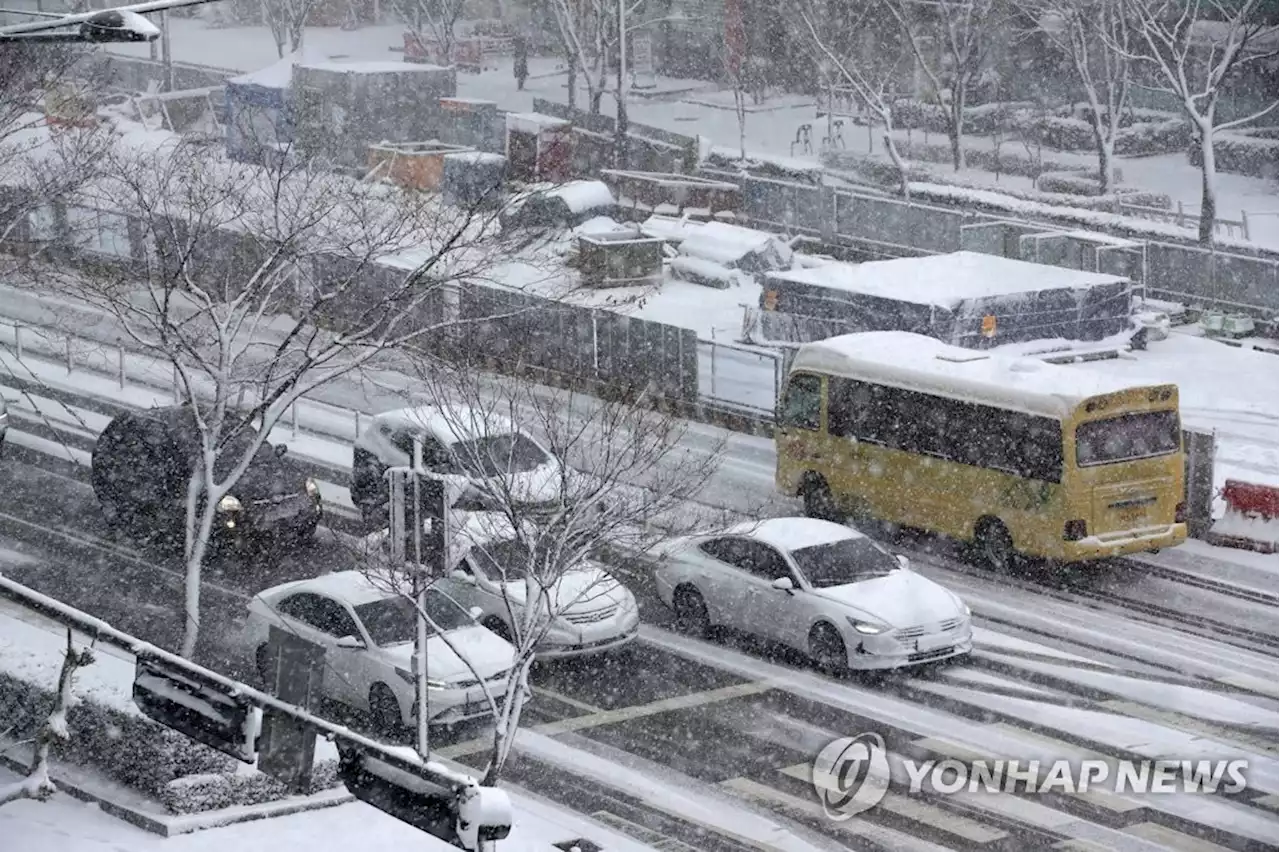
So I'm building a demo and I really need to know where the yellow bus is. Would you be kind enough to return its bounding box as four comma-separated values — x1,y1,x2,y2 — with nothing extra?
775,331,1187,570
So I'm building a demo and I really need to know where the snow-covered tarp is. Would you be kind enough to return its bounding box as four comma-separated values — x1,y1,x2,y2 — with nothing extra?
761,250,1134,348
224,52,300,163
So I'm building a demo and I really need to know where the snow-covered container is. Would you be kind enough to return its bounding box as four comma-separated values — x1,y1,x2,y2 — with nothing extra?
504,112,573,183
291,61,457,169
442,151,508,208
669,255,742,290
439,97,500,151
677,221,794,274
600,169,741,217
577,230,664,288
367,140,475,191
760,251,1134,348
224,53,296,163
501,180,615,230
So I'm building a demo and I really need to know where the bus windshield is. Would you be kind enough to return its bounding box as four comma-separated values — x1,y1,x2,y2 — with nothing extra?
1076,411,1180,467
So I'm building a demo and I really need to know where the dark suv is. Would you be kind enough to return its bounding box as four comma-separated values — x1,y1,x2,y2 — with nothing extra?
91,406,322,550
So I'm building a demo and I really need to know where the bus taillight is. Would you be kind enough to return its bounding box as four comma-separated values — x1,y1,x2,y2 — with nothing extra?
1175,502,1187,523
1064,519,1088,541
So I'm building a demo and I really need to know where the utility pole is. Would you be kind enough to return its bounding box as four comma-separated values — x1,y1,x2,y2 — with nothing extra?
614,0,628,169
410,438,430,760
160,8,173,92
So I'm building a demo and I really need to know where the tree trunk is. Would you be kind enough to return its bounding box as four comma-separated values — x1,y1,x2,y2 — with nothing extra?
179,479,218,659
948,93,966,171
884,132,909,198
1095,124,1116,194
615,56,629,168
1196,126,1217,244
566,55,578,111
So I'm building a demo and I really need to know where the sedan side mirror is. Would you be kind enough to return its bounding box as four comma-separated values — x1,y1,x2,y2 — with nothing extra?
771,576,795,593
275,444,289,457
451,569,477,585
469,606,484,621
336,635,364,649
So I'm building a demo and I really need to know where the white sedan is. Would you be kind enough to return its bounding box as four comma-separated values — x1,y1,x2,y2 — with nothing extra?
361,510,640,659
245,572,516,732
652,517,972,672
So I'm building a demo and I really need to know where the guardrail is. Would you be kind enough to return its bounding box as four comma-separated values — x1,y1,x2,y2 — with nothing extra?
1117,199,1252,242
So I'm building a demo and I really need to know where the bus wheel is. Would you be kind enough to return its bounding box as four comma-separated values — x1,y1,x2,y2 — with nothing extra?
974,519,1015,573
802,476,842,523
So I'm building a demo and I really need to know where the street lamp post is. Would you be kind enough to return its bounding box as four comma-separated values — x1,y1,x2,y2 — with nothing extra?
614,0,629,168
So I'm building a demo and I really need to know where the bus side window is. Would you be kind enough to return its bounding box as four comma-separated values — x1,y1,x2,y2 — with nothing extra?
780,374,822,431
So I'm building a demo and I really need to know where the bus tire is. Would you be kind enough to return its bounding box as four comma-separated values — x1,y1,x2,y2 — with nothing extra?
974,518,1016,573
801,475,843,523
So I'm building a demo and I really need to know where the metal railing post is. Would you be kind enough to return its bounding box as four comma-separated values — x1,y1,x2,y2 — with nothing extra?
709,341,717,399
13,324,21,361
65,337,73,374
117,344,126,389
1241,210,1250,242
292,402,299,437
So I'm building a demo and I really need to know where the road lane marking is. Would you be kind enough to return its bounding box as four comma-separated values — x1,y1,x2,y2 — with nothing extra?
532,685,604,715
1098,699,1278,754
780,761,1009,844
1253,792,1278,810
436,680,771,759
1123,823,1236,852
1216,673,1280,700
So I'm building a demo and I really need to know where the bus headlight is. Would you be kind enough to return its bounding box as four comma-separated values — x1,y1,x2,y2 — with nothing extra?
217,494,242,513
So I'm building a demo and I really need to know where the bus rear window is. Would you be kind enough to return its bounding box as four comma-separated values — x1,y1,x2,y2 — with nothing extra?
1076,411,1180,467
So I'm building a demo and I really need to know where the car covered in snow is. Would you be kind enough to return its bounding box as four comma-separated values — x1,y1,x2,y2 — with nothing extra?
651,517,972,672
359,510,640,659
352,404,564,527
246,571,516,732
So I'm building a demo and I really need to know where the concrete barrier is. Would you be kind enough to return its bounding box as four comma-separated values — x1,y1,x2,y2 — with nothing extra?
1206,479,1280,554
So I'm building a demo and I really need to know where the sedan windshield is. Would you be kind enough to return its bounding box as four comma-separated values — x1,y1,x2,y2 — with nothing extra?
468,538,533,581
451,434,549,478
790,537,899,588
353,590,473,646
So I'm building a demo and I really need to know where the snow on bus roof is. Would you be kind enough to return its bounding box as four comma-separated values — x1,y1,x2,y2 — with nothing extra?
791,331,1165,418
767,251,1127,308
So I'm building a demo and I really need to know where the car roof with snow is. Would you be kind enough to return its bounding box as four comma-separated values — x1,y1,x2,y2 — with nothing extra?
723,517,862,552
790,331,1171,419
262,571,394,607
367,405,519,446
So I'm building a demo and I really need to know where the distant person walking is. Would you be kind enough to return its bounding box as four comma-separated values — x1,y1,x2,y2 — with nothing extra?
513,35,529,91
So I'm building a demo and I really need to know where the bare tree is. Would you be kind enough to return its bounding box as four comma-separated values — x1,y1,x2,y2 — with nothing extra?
0,45,113,253
261,0,317,58
787,0,914,194
0,631,95,808
396,0,467,65
546,0,612,114
357,365,734,785
884,0,1005,171
1012,0,1133,193
1108,0,1277,242
26,136,545,659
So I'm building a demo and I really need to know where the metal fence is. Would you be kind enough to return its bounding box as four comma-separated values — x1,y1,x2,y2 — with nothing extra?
696,338,781,416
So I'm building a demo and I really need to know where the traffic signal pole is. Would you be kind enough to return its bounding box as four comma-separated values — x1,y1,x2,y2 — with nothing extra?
411,438,431,761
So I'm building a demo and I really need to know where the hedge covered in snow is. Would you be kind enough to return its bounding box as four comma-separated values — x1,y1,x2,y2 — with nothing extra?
1189,131,1280,179
0,667,341,816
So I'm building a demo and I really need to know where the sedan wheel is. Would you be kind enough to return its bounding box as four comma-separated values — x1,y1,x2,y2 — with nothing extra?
809,623,847,674
672,587,711,637
369,684,403,737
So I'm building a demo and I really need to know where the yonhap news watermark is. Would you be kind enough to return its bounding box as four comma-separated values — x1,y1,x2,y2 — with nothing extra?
812,734,1252,820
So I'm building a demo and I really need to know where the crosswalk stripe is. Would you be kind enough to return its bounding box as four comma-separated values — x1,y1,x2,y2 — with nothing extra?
719,777,956,852
1216,673,1280,700
1123,823,1237,852
1252,792,1278,810
912,725,1145,816
1098,699,1277,754
779,761,1009,844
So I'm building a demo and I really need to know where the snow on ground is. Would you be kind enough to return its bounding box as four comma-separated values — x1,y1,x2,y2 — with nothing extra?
107,19,1280,251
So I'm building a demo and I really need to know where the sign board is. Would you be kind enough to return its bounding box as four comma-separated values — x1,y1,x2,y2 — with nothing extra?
981,315,997,338
257,626,326,792
630,35,657,90
133,657,256,763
